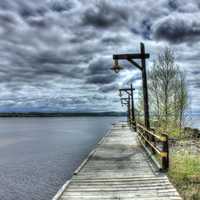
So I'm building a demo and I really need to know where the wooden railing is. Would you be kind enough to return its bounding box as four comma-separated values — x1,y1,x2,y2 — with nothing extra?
129,120,169,171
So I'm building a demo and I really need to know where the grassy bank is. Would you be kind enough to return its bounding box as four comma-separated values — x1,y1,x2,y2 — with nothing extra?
168,148,200,199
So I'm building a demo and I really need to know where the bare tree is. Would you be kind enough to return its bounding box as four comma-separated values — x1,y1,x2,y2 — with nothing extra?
148,61,161,124
175,70,187,129
147,48,188,133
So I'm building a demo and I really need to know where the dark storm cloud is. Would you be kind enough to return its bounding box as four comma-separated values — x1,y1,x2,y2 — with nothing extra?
91,94,106,101
168,0,178,11
0,0,47,18
166,0,200,13
153,13,200,43
99,83,118,93
187,66,200,89
86,75,116,84
0,0,199,112
69,30,97,44
48,0,74,12
141,19,152,40
35,51,73,65
101,35,127,45
26,17,49,28
82,1,128,28
86,57,117,84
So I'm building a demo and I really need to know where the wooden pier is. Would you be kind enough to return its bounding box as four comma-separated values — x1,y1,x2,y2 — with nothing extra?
53,122,182,200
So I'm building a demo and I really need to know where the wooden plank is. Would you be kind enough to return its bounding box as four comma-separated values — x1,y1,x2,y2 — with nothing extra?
53,122,182,200
52,180,71,200
73,149,96,175
74,130,111,175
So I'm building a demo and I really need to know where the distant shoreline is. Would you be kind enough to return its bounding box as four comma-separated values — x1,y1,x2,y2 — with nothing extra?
0,112,198,118
0,112,126,117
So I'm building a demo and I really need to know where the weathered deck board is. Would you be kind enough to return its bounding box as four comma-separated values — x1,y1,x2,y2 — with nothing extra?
54,122,182,200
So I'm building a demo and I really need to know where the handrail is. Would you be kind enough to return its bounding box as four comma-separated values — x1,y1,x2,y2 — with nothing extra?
136,123,166,142
138,129,167,157
129,120,169,171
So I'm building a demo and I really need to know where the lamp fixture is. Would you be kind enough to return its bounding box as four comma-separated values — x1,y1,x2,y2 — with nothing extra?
111,59,123,73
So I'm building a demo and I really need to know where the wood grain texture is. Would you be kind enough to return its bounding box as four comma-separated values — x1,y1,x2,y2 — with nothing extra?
55,122,182,200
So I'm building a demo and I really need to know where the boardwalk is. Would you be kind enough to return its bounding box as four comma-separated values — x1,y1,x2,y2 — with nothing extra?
54,122,182,200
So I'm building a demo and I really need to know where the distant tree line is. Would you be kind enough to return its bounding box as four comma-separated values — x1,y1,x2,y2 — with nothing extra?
0,112,126,117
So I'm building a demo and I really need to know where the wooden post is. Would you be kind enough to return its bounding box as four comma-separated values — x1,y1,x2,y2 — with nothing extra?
162,134,169,170
131,84,136,131
128,96,130,124
140,43,150,130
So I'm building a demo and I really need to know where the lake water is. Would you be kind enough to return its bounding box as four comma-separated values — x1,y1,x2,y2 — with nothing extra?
184,115,200,129
0,117,125,200
0,116,199,200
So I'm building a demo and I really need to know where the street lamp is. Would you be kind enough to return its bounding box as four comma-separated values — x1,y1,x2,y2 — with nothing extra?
119,84,136,131
120,97,131,123
120,97,128,107
111,59,123,73
119,90,122,97
111,43,150,130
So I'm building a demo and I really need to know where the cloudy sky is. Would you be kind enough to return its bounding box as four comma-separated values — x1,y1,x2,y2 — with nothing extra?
0,0,199,113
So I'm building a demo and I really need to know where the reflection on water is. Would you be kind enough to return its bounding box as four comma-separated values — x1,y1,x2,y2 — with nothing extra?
185,115,200,129
0,117,124,200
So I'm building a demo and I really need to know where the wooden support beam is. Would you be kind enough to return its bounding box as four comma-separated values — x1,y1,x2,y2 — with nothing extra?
140,43,150,130
128,59,142,70
119,88,135,91
113,53,150,60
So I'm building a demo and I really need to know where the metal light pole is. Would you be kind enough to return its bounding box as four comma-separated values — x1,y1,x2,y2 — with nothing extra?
111,43,150,130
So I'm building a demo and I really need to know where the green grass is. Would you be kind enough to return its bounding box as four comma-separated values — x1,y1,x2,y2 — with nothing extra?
168,151,200,200
169,128,182,138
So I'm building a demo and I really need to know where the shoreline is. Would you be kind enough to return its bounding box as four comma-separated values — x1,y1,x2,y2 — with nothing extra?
184,126,200,137
0,112,126,117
